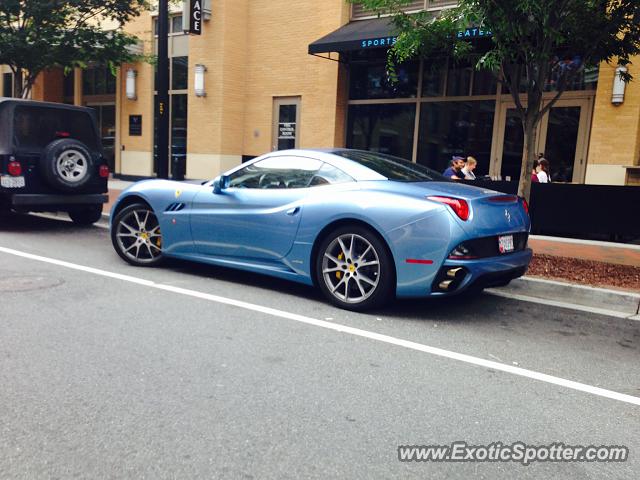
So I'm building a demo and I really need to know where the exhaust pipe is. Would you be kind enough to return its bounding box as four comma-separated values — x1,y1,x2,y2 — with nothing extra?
447,267,464,279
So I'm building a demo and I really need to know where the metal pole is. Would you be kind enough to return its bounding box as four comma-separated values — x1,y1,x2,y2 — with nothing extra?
156,0,170,179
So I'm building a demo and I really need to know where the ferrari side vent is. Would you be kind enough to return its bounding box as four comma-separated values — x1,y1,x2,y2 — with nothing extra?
165,202,185,212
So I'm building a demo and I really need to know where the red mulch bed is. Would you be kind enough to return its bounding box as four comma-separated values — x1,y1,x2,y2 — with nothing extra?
528,254,640,292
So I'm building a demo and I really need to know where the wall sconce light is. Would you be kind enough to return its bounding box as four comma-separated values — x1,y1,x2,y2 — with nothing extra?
126,69,137,100
611,65,627,105
194,64,207,97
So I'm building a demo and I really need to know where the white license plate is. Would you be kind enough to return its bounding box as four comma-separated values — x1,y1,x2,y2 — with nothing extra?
498,234,514,254
1,176,25,188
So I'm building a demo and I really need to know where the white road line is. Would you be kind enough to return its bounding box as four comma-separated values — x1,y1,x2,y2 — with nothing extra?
1,245,639,407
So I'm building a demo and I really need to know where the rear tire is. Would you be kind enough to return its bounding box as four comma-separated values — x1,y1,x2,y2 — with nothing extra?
315,225,394,311
111,203,164,266
68,205,103,225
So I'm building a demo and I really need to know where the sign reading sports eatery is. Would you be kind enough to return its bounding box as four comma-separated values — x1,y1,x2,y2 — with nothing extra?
457,28,493,38
361,36,397,49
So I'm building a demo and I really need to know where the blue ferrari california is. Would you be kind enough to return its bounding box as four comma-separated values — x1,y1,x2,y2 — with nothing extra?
110,149,532,311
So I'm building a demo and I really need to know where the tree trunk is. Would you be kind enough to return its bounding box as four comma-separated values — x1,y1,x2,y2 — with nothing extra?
13,68,23,98
517,116,538,202
21,75,35,99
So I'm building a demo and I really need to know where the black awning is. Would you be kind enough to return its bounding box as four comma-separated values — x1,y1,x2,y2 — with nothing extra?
308,18,397,55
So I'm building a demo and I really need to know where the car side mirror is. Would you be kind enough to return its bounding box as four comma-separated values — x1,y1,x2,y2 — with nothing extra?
213,175,230,194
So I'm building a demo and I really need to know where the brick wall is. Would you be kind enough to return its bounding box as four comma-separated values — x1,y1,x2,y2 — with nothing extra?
586,59,640,185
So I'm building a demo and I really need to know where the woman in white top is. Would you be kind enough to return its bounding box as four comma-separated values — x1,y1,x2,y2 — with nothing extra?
536,158,550,183
461,156,477,180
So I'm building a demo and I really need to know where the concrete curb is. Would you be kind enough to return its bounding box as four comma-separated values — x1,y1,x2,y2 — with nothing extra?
487,276,640,320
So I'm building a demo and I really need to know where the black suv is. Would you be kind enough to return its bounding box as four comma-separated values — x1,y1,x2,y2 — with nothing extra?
0,98,109,224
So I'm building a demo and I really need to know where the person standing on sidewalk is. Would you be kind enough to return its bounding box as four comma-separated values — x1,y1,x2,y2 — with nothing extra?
461,156,477,180
536,158,551,183
443,156,466,180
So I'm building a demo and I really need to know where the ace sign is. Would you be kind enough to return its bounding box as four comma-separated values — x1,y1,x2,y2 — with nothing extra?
185,0,203,35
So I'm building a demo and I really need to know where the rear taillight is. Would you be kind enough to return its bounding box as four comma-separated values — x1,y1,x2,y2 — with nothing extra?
99,165,110,178
521,198,529,216
8,161,22,176
427,196,470,221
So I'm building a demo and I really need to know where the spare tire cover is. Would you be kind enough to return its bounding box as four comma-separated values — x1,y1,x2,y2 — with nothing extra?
40,138,95,191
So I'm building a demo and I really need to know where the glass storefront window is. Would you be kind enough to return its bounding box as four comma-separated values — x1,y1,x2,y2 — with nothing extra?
171,94,188,180
446,60,473,96
471,68,498,95
153,94,188,179
422,59,446,97
171,15,183,34
545,58,598,91
417,100,495,176
499,108,524,182
545,106,581,182
348,50,419,100
172,57,189,91
346,103,416,160
82,66,116,96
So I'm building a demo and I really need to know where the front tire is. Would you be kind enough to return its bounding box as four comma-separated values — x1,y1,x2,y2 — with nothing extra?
315,226,394,311
111,203,163,266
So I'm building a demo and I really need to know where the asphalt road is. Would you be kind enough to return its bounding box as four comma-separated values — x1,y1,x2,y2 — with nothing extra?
1,212,639,479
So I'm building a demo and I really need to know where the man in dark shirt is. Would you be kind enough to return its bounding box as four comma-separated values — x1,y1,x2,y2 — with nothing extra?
443,156,466,180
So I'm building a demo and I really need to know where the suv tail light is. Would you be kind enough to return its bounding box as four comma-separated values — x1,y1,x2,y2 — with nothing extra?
8,160,22,176
99,165,110,178
521,198,529,216
427,196,470,221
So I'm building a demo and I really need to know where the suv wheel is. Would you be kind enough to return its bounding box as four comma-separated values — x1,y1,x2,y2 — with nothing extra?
68,205,103,225
41,139,95,191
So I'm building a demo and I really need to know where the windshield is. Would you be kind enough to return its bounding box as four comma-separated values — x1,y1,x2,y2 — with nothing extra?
332,150,448,182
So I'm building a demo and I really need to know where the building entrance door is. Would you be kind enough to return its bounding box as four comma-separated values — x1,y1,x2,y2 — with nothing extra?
493,97,592,183
272,97,301,151
87,103,116,172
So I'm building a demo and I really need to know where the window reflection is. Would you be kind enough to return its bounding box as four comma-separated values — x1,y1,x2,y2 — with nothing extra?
417,101,495,176
348,50,418,100
347,104,416,160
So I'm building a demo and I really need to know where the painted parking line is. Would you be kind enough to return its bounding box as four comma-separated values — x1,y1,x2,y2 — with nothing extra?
1,245,639,407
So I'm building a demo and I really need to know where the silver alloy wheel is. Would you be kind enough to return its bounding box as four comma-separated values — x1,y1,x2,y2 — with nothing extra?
115,208,162,264
55,149,88,184
321,233,380,304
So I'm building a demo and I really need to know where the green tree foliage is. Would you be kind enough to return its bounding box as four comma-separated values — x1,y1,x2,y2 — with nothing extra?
352,0,640,199
0,0,150,98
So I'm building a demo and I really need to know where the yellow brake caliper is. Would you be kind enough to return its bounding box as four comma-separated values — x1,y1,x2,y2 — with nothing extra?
156,228,162,248
336,252,344,279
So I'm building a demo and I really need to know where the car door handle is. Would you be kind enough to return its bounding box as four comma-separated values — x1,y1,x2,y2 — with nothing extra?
286,207,300,216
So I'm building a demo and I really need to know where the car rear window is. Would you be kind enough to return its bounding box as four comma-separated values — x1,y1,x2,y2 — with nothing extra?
13,105,98,151
332,150,447,182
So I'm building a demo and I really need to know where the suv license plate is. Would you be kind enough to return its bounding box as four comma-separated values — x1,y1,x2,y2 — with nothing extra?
498,234,514,254
1,176,25,188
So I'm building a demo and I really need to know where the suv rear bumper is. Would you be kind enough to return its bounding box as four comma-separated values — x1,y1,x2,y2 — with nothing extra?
10,193,108,207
